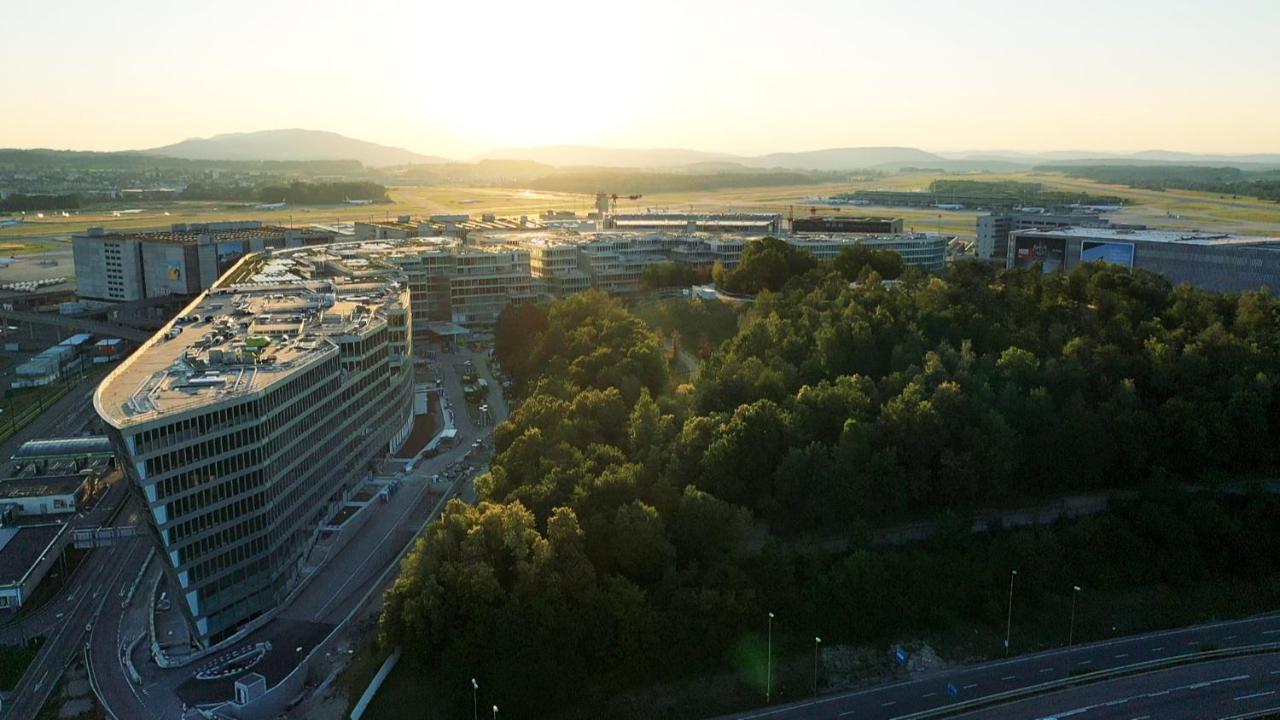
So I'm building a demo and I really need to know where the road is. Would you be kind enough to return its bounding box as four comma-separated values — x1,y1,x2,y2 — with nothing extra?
715,614,1280,720
953,653,1280,720
1,498,146,720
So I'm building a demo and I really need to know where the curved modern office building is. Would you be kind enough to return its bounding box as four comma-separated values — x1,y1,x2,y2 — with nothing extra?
94,244,414,647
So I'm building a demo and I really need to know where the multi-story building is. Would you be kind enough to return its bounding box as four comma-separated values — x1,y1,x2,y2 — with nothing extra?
526,238,591,298
73,222,336,304
608,213,783,235
352,218,430,241
94,244,414,647
377,239,537,332
976,212,1136,262
1006,227,1280,292
791,216,904,234
786,233,950,271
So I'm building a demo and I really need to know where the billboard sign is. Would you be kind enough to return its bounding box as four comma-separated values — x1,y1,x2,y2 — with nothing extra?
1080,240,1134,269
216,241,247,274
1012,236,1066,272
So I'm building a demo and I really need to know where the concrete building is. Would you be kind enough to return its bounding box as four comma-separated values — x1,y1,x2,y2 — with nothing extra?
977,212,1137,262
376,240,537,331
526,238,591,298
608,213,783,235
0,523,69,610
1006,227,1280,293
352,218,429,241
787,233,951,272
0,474,89,517
73,222,336,304
792,216,904,234
94,243,416,647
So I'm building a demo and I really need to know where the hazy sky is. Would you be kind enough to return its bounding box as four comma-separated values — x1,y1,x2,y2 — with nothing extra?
3,0,1278,157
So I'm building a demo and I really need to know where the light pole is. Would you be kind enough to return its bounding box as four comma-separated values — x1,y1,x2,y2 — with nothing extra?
471,678,478,720
766,612,775,704
492,705,498,720
1004,570,1018,656
813,636,822,702
1068,586,1082,648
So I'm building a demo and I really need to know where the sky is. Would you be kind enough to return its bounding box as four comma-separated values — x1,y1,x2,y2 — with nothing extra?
3,0,1278,158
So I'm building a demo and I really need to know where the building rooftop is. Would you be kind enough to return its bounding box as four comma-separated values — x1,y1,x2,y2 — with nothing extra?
95,242,411,429
77,221,330,245
11,436,113,461
0,524,64,587
1016,227,1280,247
0,474,87,500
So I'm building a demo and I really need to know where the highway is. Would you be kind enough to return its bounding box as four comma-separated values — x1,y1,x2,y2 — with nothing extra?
715,614,1280,720
953,653,1280,720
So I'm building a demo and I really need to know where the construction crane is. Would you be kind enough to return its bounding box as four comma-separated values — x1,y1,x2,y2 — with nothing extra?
592,192,644,216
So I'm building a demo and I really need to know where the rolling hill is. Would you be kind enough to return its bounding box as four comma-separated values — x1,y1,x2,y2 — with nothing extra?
143,129,449,167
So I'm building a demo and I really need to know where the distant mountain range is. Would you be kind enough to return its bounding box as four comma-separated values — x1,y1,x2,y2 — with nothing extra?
142,129,449,167
134,130,1280,171
477,144,948,170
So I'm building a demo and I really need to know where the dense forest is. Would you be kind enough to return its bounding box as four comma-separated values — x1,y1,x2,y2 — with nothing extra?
1040,164,1280,202
0,193,80,212
0,149,362,174
927,179,1128,206
380,258,1280,718
511,169,848,194
179,180,388,204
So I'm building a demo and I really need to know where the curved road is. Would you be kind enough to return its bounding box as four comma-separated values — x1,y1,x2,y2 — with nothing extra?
716,614,1280,720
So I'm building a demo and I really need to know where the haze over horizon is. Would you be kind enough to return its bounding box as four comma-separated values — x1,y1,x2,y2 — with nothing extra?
3,0,1278,158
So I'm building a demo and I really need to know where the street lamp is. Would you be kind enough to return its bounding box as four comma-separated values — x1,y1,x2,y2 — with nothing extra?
1004,570,1018,656
492,705,498,720
471,678,478,720
766,612,775,704
1068,586,1082,648
813,636,822,702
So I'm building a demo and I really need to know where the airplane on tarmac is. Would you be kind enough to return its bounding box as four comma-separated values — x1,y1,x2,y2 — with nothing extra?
0,217,23,228
344,196,374,206
254,199,287,210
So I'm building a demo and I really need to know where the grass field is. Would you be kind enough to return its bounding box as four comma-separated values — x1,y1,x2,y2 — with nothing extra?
3,172,1279,248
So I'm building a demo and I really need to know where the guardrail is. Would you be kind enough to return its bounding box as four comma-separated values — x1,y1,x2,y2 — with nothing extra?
890,642,1280,720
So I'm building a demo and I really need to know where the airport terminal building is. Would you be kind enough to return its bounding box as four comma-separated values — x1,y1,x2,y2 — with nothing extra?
94,244,414,647
1006,227,1280,293
73,222,336,304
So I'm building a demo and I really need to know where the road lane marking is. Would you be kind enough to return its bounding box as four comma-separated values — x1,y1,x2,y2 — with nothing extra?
838,712,855,718
1236,691,1276,701
1265,630,1280,636
1077,660,1093,666
1270,669,1280,675
1148,690,1169,697
880,701,896,708
921,692,936,698
963,684,977,689
1225,635,1238,640
1187,640,1201,646
1114,653,1130,659
1131,715,1150,720
1150,647,1164,652
1001,675,1017,681
1039,667,1055,673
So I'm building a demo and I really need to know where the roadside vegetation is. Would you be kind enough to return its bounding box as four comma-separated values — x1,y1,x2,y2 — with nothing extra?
0,636,45,691
377,255,1280,718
